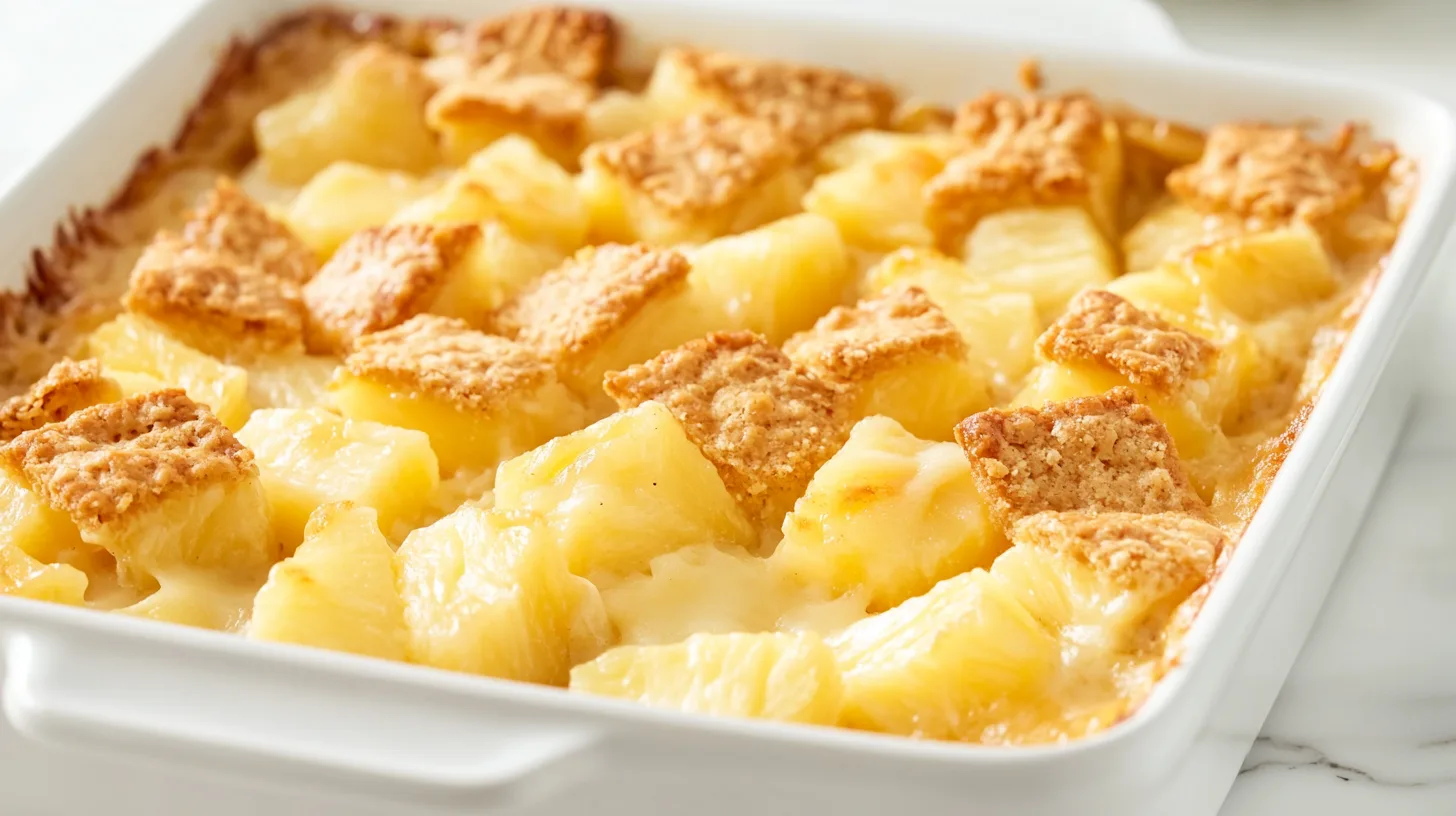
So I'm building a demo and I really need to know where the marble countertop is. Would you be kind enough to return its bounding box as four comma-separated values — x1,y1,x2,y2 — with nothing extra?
1,1,1453,814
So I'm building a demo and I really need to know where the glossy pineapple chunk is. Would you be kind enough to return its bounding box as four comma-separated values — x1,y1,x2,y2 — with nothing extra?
255,44,439,185
963,207,1117,324
829,569,1061,740
773,417,1002,611
87,314,250,430
396,506,576,683
495,402,755,579
1122,200,1220,273
571,631,844,725
1176,226,1337,321
0,391,275,589
427,71,593,168
244,354,338,411
814,130,961,173
285,162,437,258
686,213,854,345
0,540,87,606
250,503,408,661
236,407,439,550
785,288,990,441
803,139,945,251
583,90,660,144
331,315,587,473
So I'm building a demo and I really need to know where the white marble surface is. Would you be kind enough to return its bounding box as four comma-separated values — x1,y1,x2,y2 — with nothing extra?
1,1,1453,814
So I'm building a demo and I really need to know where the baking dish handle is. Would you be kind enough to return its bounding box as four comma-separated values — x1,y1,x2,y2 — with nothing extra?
0,630,603,809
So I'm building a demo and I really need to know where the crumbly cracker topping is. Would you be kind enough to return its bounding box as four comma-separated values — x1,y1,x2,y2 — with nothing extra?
784,287,966,384
182,178,318,284
427,70,593,144
603,331,850,523
494,243,690,368
1036,290,1217,391
301,223,479,354
345,314,557,411
0,390,255,529
0,359,121,444
462,6,617,84
954,388,1207,527
1011,511,1222,596
585,113,793,215
1166,123,1364,225
663,47,897,152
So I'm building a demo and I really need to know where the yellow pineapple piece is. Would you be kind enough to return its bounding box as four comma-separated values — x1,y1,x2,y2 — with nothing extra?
0,540,87,606
236,407,439,551
578,114,805,245
250,503,408,661
686,213,854,345
829,569,1061,740
603,332,853,530
926,93,1123,249
583,89,660,144
331,315,587,473
427,70,593,168
814,130,961,173
285,162,437,258
244,354,339,411
1175,226,1337,321
963,206,1117,324
0,470,84,564
493,243,710,414
88,314,251,430
255,44,439,185
785,287,991,441
395,506,576,683
571,631,844,725
494,402,756,580
566,574,616,665
118,568,259,632
773,416,1002,611
1121,200,1225,273
0,391,276,589
803,141,945,251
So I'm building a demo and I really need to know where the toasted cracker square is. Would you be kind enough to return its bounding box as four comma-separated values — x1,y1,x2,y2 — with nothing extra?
1036,290,1216,392
462,5,618,85
784,287,965,384
0,359,121,444
426,70,593,159
182,178,318,284
1011,510,1222,596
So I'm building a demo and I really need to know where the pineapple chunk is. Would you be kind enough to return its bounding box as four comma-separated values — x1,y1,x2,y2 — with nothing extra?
578,114,805,245
0,540,87,606
814,130,961,173
0,391,276,589
250,503,408,661
1176,226,1337,321
426,71,593,168
422,135,589,251
118,568,259,631
829,569,1061,740
686,213,854,345
571,631,844,725
331,315,587,473
964,207,1117,324
237,408,439,550
285,162,436,258
495,402,756,579
255,44,439,185
773,416,1002,611
803,139,945,251
784,287,991,441
584,90,660,144
244,354,339,411
1122,200,1220,273
88,314,250,430
396,506,576,683
0,471,84,564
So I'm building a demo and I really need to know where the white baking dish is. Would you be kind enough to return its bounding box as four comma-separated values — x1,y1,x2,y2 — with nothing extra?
0,2,1452,815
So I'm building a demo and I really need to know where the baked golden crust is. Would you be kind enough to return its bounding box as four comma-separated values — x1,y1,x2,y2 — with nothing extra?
784,287,965,384
301,223,480,354
427,69,593,147
954,388,1208,527
0,359,121,443
494,243,690,369
1167,123,1364,225
183,178,318,284
584,113,794,216
1012,511,1223,595
660,47,897,152
461,5,617,85
344,314,557,411
603,331,850,524
0,389,254,529
1036,290,1217,392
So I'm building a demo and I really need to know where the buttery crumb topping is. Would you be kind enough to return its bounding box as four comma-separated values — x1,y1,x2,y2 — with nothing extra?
462,5,618,84
1036,290,1217,391
427,70,593,145
784,287,966,384
182,178,317,284
1011,511,1223,595
603,330,850,523
0,359,120,443
0,389,255,529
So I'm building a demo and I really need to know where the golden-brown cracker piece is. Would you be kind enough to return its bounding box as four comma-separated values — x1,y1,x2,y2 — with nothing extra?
426,70,593,149
661,47,897,152
784,287,966,384
583,113,794,216
301,223,480,354
0,390,254,529
1036,290,1217,392
345,314,556,411
462,5,617,85
1166,123,1364,225
494,243,690,369
183,178,318,284
603,331,851,524
123,236,306,356
1012,511,1222,595
954,388,1208,527
0,359,121,444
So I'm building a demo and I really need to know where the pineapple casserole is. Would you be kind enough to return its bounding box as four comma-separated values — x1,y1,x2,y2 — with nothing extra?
0,4,1416,747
